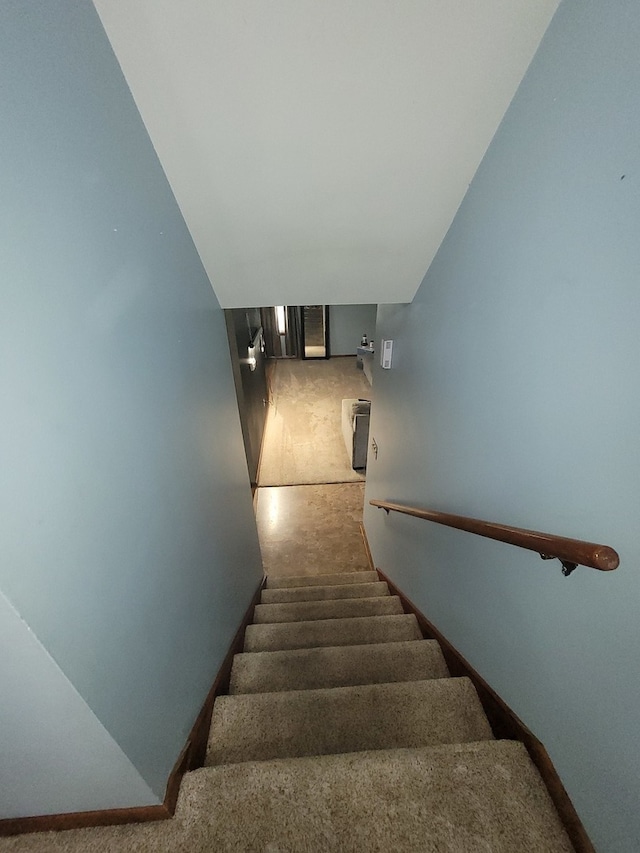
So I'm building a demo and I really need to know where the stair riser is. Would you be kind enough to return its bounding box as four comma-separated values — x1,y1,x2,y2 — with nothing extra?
261,581,389,604
229,640,450,694
266,571,378,589
207,678,493,765
244,614,422,652
253,595,403,624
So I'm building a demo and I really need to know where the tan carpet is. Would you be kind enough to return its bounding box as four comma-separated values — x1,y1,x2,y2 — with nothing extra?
258,358,371,486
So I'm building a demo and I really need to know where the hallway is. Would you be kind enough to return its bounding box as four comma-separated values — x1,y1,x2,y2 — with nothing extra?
257,356,370,487
254,356,372,578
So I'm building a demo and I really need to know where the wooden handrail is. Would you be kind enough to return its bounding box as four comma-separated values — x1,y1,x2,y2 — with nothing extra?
370,499,619,576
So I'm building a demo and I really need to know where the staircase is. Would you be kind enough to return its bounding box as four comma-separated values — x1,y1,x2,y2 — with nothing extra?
194,569,573,851
0,569,577,851
0,572,573,853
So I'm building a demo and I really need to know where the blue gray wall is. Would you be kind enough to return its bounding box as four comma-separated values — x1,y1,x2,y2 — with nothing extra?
0,1,263,815
364,2,640,851
329,304,378,355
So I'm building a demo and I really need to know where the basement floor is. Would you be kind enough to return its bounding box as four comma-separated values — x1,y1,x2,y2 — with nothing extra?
254,482,370,577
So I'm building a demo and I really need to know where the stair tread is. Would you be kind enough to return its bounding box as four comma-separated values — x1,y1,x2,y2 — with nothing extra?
184,742,572,852
266,571,378,589
261,581,389,604
206,677,493,765
244,613,422,652
253,595,403,624
230,639,449,693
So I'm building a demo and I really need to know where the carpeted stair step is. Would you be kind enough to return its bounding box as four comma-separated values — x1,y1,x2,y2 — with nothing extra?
253,594,403,624
266,570,378,589
206,677,492,765
229,639,450,694
183,741,573,852
261,580,389,604
244,613,422,652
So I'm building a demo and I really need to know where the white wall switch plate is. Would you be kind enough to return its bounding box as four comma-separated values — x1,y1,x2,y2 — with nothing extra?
380,339,393,369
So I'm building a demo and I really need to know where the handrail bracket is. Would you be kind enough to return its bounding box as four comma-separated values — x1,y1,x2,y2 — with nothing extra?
539,553,578,577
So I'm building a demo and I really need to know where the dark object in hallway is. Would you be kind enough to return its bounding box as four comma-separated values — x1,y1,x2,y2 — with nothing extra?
301,305,330,359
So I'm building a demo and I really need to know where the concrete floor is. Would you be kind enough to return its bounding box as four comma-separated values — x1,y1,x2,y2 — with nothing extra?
254,482,370,577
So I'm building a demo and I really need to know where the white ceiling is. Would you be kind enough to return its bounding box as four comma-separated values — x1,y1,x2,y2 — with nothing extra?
93,0,559,309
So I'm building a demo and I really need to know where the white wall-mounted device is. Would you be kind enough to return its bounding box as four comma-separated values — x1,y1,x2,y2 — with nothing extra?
380,339,393,369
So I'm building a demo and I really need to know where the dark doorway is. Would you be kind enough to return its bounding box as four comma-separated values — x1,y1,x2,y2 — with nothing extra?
301,305,330,359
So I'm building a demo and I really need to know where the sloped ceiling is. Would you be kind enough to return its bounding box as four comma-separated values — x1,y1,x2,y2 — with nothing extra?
93,0,559,308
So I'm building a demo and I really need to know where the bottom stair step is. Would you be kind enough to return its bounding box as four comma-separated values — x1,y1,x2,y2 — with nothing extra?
206,677,493,765
230,639,450,693
180,741,573,852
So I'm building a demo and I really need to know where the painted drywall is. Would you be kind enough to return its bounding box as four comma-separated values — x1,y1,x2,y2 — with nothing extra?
363,2,640,851
329,304,378,356
0,1,263,812
93,0,559,308
225,308,269,485
0,591,159,817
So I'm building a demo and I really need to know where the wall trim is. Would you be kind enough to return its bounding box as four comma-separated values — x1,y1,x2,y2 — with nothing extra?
182,575,266,772
360,522,375,572
376,566,593,853
0,575,266,838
